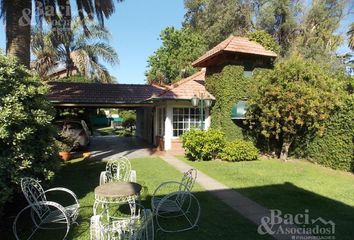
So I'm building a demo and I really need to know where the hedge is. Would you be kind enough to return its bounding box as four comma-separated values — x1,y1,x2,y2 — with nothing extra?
293,94,354,172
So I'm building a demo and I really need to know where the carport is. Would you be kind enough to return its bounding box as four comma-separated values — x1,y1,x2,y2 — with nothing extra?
48,82,164,145
47,71,214,151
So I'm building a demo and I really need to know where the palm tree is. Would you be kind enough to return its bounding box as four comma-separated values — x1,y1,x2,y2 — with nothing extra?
31,27,57,79
0,0,123,67
32,18,118,83
348,23,354,51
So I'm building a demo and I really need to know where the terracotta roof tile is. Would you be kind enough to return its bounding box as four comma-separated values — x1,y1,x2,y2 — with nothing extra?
48,71,214,105
155,69,215,100
192,36,277,67
47,82,165,104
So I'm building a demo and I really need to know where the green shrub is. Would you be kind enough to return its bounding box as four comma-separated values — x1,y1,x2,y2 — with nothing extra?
292,94,354,172
247,30,280,54
246,55,345,160
182,129,225,161
0,53,59,214
219,140,259,162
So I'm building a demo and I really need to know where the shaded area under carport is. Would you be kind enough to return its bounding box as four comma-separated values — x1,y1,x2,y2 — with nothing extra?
87,136,158,160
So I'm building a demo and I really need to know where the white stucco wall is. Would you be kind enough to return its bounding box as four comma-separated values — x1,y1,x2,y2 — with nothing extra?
160,100,211,150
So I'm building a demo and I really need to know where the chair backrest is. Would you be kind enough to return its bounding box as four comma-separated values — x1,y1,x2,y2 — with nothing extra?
105,157,131,182
180,169,197,192
176,169,197,206
21,178,50,219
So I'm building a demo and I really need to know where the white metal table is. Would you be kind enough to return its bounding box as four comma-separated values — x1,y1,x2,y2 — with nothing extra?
93,182,142,218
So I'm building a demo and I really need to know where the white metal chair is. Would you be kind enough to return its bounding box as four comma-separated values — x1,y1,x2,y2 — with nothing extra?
90,200,154,240
151,169,200,233
13,178,80,240
99,157,137,185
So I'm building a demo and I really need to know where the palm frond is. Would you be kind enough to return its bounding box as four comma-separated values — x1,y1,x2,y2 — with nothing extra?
90,61,114,83
94,0,115,26
31,26,58,78
82,43,119,65
70,49,91,76
75,18,112,46
0,0,8,22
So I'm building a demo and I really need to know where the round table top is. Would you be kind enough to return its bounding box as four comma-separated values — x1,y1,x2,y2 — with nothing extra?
95,182,142,198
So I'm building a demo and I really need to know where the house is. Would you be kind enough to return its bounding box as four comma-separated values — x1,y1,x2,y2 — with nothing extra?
48,35,277,152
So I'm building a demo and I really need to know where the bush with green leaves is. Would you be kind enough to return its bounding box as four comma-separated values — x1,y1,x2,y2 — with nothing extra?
182,129,225,161
219,140,258,162
292,94,354,172
0,53,59,213
247,30,280,54
246,55,344,160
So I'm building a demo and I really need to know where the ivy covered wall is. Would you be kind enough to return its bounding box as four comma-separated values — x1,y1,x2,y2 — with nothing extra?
205,64,353,172
205,65,252,140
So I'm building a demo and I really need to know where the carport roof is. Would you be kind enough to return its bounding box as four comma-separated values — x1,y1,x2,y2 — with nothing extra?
47,82,165,106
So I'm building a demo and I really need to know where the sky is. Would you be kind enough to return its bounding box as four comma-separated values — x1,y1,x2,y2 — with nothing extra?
0,0,352,84
0,0,186,84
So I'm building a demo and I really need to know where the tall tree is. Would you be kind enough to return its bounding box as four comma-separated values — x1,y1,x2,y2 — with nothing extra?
146,27,207,85
183,0,254,48
32,18,118,83
31,26,57,79
0,0,123,68
348,23,354,51
255,0,302,56
294,0,347,62
246,55,345,160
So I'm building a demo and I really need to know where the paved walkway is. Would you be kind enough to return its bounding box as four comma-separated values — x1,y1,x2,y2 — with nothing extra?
89,136,157,160
160,155,316,240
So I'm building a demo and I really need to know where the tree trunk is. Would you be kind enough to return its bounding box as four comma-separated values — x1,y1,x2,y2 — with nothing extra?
65,46,73,77
280,140,292,161
6,0,32,68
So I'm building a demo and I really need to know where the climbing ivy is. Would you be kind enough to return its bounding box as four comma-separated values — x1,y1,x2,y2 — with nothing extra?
292,94,354,172
205,66,251,140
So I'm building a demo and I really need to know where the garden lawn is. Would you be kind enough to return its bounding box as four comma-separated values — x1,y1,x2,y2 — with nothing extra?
178,156,354,240
94,126,128,136
4,157,272,240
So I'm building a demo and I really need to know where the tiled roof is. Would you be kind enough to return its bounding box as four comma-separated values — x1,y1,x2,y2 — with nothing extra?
192,36,277,67
154,69,215,100
47,82,165,104
47,71,214,105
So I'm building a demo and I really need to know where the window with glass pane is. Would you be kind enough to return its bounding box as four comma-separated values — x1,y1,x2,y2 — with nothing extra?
173,108,205,137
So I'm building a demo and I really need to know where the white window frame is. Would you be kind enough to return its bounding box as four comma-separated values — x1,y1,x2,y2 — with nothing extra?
172,107,205,137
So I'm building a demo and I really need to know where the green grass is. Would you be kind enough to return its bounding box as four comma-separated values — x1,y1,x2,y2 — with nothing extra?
178,156,354,240
94,126,134,136
5,157,272,240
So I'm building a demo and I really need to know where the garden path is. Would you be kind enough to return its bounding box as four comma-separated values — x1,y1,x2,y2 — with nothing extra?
161,155,315,240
